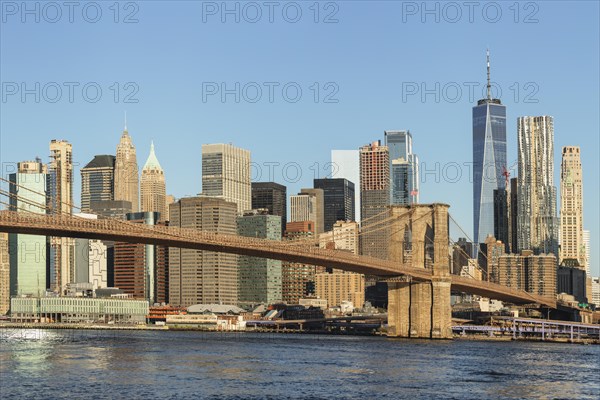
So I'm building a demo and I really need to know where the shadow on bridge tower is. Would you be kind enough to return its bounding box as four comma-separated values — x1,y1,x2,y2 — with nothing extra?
387,204,452,339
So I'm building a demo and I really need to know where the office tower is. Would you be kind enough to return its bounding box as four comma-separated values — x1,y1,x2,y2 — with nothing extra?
510,177,518,253
141,141,167,219
452,238,474,275
9,161,47,297
331,150,360,221
169,197,238,307
483,236,506,283
202,143,251,214
473,50,507,245
80,155,115,213
251,182,287,235
495,250,556,298
560,146,585,270
359,141,390,259
0,232,9,314
236,210,282,305
282,222,322,304
517,116,559,256
289,189,325,235
592,277,600,306
299,188,325,234
165,195,176,222
90,200,132,220
314,178,355,232
114,212,167,303
48,140,75,294
493,188,509,252
74,213,108,289
114,122,140,212
557,262,587,303
385,130,420,205
583,230,590,276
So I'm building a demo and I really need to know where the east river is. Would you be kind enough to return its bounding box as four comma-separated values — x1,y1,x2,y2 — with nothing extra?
1,329,599,399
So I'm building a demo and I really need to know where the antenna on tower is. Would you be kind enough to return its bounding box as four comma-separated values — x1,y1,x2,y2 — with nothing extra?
124,111,128,131
486,48,491,100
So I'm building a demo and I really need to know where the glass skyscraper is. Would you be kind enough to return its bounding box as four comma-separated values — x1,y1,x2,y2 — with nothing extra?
472,51,507,245
385,130,419,205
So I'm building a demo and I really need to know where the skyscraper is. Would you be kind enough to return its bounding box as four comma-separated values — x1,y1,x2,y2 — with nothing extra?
9,161,47,297
385,130,419,205
114,212,167,303
237,210,282,305
169,197,238,307
251,182,287,235
48,140,75,294
114,122,140,212
141,141,167,219
202,143,251,214
0,232,8,315
517,116,559,256
80,155,115,213
359,140,390,260
331,150,360,221
290,189,325,235
583,230,590,277
313,178,355,232
473,50,507,245
560,146,585,271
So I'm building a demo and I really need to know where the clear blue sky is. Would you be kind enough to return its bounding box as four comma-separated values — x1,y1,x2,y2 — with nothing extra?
1,1,598,275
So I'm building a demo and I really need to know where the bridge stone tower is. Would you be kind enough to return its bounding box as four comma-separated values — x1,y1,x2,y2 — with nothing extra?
387,204,452,339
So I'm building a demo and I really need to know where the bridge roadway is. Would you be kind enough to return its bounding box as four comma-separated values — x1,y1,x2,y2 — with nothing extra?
0,211,555,308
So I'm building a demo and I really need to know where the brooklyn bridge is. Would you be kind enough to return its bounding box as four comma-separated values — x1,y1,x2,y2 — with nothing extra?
0,202,556,339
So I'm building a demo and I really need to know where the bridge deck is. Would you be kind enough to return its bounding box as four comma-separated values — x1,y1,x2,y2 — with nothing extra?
0,211,556,308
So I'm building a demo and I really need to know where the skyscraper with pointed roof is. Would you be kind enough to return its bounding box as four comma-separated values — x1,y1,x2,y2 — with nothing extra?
141,141,167,220
114,118,140,212
473,50,507,245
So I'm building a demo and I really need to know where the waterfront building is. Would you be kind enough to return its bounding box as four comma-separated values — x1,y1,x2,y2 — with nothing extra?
201,143,251,214
316,221,364,309
114,121,139,212
9,161,47,297
290,189,325,235
385,130,419,205
140,141,167,218
236,210,282,305
80,155,115,213
315,273,364,309
591,277,600,306
10,296,148,324
331,149,360,221
0,232,9,314
495,250,557,298
473,50,507,245
282,222,322,304
48,140,75,295
114,212,168,303
313,178,355,232
169,197,238,307
74,213,108,290
517,116,559,256
557,261,587,304
560,147,586,272
251,182,287,235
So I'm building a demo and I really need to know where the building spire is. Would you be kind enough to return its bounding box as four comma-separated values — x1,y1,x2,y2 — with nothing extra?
124,111,128,132
486,48,491,100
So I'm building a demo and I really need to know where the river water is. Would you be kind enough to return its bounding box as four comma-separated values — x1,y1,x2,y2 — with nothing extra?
0,329,598,399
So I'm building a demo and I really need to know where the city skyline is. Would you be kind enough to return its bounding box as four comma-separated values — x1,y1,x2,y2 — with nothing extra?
2,3,598,277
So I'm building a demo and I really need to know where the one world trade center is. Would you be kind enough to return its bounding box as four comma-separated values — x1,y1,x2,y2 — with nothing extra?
473,50,507,245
